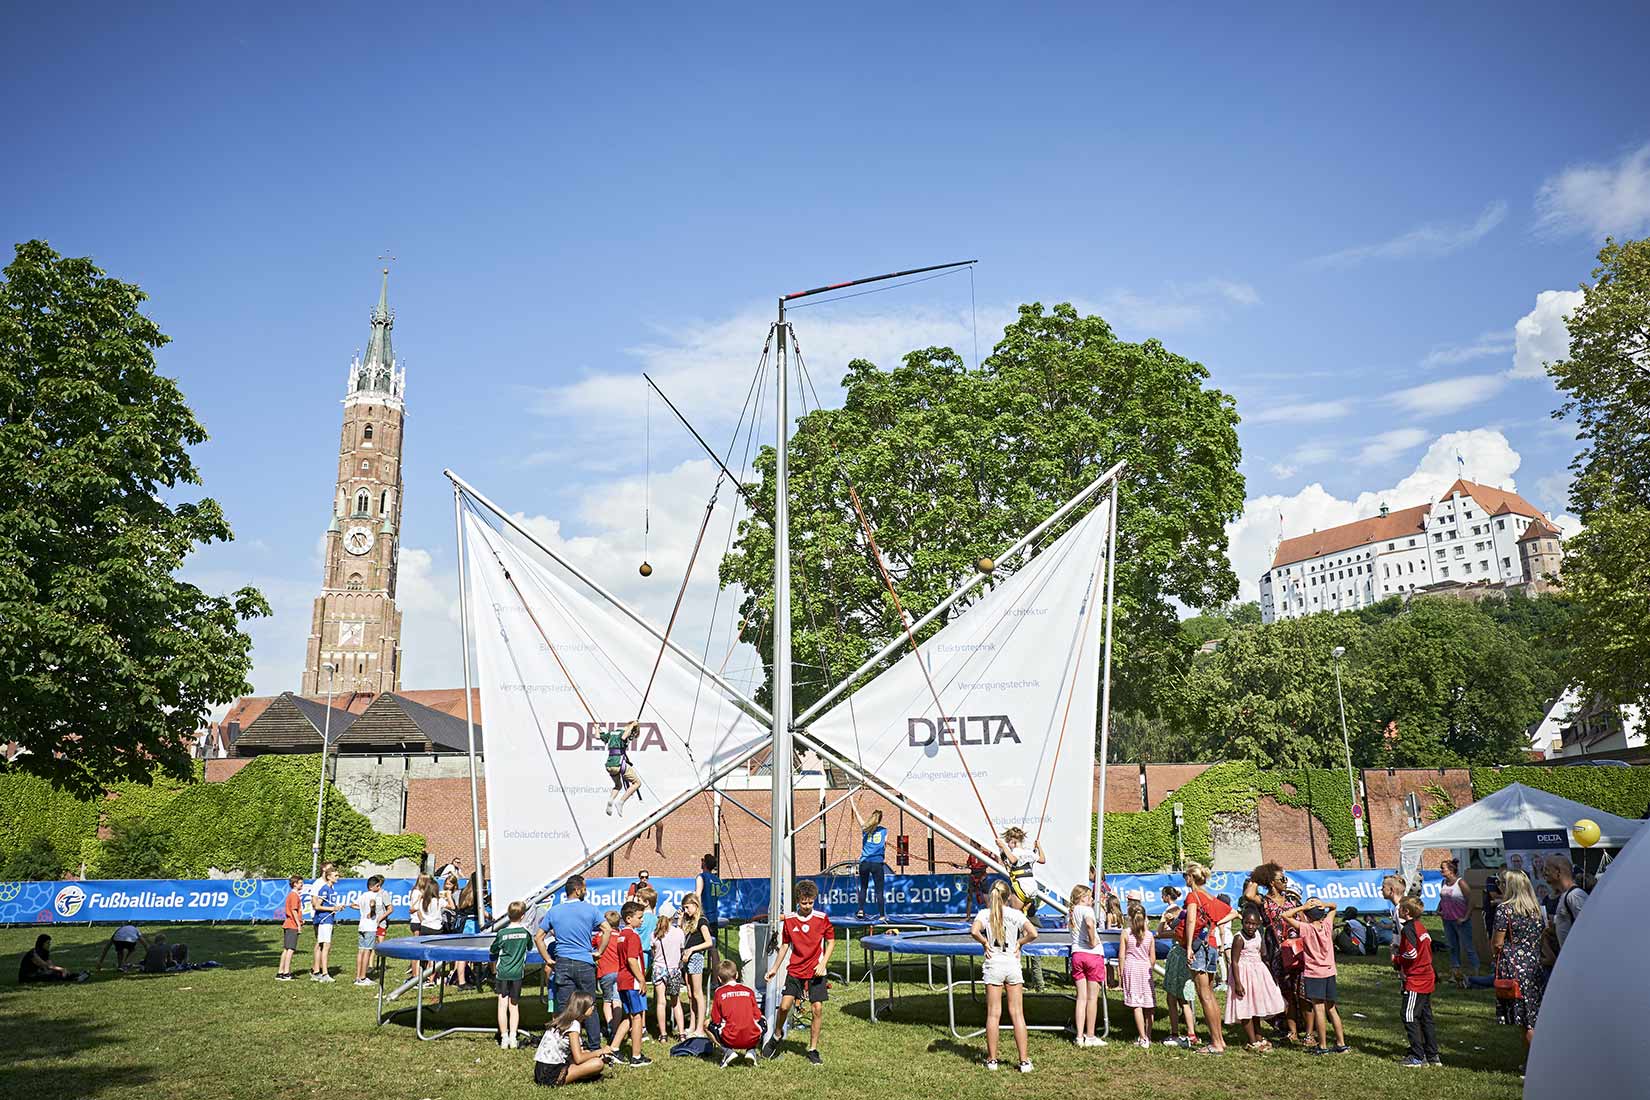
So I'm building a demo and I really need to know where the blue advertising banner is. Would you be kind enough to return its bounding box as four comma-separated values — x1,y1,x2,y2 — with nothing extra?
1104,868,1444,916
0,877,425,926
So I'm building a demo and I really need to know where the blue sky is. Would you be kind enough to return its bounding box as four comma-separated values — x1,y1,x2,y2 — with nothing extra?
6,3,1650,696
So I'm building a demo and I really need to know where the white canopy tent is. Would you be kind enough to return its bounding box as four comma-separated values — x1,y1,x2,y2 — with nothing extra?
1398,781,1644,882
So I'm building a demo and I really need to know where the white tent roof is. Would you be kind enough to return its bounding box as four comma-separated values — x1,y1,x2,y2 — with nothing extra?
1399,781,1644,880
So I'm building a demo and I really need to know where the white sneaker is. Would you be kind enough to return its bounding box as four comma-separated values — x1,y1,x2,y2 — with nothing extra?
605,800,614,816
720,1050,738,1068
984,1060,999,1071
318,973,335,983
1135,1037,1151,1049
1019,1061,1034,1073
353,978,373,987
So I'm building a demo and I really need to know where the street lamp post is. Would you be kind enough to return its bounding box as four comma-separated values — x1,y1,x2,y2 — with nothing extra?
310,663,337,877
1330,646,1365,869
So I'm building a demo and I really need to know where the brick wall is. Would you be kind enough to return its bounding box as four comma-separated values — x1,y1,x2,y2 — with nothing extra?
204,758,253,782
1257,795,1341,870
1362,767,1474,869
405,777,490,870
1143,763,1212,809
1101,763,1145,812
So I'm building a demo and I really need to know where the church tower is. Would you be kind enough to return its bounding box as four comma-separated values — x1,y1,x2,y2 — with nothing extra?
301,270,406,696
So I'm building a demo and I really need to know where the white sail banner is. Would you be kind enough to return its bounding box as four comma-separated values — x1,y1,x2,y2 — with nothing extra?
806,502,1109,905
464,511,770,907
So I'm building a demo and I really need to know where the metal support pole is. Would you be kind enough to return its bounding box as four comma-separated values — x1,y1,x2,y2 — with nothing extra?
766,306,795,1036
453,487,488,925
1331,647,1365,868
310,663,335,877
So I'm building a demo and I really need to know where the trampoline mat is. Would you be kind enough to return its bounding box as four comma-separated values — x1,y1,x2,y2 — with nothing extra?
860,927,1170,960
373,933,548,965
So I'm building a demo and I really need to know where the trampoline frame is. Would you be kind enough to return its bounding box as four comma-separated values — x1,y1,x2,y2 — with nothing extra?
861,928,1116,1042
373,934,548,1042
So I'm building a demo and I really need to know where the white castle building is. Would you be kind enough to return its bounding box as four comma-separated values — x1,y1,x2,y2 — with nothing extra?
1259,479,1562,624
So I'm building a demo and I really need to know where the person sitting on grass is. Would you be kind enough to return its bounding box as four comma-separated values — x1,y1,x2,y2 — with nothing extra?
98,924,147,971
533,992,607,1087
708,959,765,1066
491,900,534,1048
19,934,88,984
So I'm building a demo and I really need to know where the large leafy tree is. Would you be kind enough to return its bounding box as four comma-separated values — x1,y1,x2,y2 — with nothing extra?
1546,236,1650,709
720,302,1245,717
1175,612,1373,768
0,241,268,796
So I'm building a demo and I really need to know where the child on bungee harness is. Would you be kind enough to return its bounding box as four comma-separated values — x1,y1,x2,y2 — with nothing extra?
605,721,642,817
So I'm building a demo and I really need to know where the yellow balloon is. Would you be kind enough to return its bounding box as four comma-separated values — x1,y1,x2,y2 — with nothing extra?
1573,819,1601,848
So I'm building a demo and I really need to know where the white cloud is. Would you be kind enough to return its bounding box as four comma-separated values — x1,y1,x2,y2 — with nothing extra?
1535,143,1650,239
1534,469,1572,515
1268,463,1298,479
1195,279,1262,306
1356,427,1429,465
1247,399,1353,425
1389,373,1507,416
1511,289,1583,379
1422,332,1514,368
1227,429,1522,601
1308,201,1507,268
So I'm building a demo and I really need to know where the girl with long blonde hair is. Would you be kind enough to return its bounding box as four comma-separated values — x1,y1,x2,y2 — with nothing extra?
1068,884,1106,1046
969,881,1037,1072
679,892,714,1035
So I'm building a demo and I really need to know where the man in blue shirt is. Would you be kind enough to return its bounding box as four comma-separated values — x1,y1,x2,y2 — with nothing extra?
532,874,605,1049
851,797,890,919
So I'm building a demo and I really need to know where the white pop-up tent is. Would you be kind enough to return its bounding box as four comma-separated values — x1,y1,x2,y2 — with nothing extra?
1398,781,1644,882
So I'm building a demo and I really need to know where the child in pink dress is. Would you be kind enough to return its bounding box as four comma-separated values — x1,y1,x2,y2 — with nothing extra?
1120,901,1157,1048
1224,903,1287,1050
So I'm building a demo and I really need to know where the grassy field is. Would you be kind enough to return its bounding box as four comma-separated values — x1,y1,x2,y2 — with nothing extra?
0,921,1526,1100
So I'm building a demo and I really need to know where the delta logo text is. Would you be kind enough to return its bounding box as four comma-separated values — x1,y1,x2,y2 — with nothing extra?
907,715,1021,747
556,721,670,752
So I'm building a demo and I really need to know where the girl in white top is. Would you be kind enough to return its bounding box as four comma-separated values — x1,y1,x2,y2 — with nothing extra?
1068,884,1107,1047
533,991,606,1086
970,881,1038,1073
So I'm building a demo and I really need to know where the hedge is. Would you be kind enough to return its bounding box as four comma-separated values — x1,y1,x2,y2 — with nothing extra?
0,755,424,879
1098,761,1264,873
1472,766,1650,820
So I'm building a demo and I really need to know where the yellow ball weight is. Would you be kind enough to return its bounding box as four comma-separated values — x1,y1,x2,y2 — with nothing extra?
1573,819,1601,848
639,561,653,577
976,557,996,574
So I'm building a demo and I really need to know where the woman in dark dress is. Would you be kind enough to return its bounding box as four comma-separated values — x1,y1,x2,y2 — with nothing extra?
1491,869,1546,1053
1243,862,1304,1043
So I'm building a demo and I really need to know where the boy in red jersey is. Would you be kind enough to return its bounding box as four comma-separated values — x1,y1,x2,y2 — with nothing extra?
276,875,302,980
761,880,834,1065
1392,896,1440,1067
608,901,651,1067
709,959,766,1066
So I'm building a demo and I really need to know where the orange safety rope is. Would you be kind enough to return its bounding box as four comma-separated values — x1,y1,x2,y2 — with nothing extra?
844,482,999,844
633,487,722,726
1032,536,1108,850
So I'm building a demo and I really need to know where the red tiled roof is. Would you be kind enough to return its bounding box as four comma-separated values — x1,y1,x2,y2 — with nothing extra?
1271,504,1430,569
1438,479,1545,521
1518,516,1562,542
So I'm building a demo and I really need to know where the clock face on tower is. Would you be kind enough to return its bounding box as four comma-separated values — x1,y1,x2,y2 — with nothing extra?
344,525,374,556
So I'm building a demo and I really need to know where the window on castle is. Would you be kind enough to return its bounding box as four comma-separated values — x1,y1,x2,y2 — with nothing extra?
355,489,370,515
1502,557,1511,569
360,460,369,471
381,490,391,516
363,424,374,441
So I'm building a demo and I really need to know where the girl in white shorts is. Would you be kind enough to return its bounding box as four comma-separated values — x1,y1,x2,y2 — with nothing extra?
970,881,1038,1073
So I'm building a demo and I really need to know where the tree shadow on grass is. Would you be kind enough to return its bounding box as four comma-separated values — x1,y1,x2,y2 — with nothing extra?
0,1008,157,1100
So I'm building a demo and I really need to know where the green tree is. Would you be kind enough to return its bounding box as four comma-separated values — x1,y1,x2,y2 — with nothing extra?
1357,598,1551,765
0,241,268,797
99,817,175,879
1174,613,1373,768
1545,236,1650,710
721,303,1245,715
1,836,64,881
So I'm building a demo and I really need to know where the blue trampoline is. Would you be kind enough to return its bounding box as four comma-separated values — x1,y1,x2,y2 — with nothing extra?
814,911,969,983
859,927,1172,1041
373,934,547,1041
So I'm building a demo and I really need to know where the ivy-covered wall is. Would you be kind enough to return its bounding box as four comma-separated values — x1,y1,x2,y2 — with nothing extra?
1472,766,1650,820
0,755,424,879
1099,762,1262,872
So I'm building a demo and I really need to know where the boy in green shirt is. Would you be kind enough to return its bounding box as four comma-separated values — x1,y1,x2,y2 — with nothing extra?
491,900,534,1048
604,721,641,817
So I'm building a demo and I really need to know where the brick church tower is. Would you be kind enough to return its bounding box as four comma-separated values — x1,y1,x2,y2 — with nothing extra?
301,270,406,695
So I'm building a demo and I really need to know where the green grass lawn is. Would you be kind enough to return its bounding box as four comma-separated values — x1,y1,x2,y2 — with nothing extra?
0,921,1526,1100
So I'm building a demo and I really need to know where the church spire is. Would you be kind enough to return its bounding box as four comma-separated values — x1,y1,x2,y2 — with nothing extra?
348,268,404,402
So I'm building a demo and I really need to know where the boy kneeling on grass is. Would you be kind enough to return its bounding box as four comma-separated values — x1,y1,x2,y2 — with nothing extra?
762,879,834,1065
491,901,534,1048
709,959,765,1067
